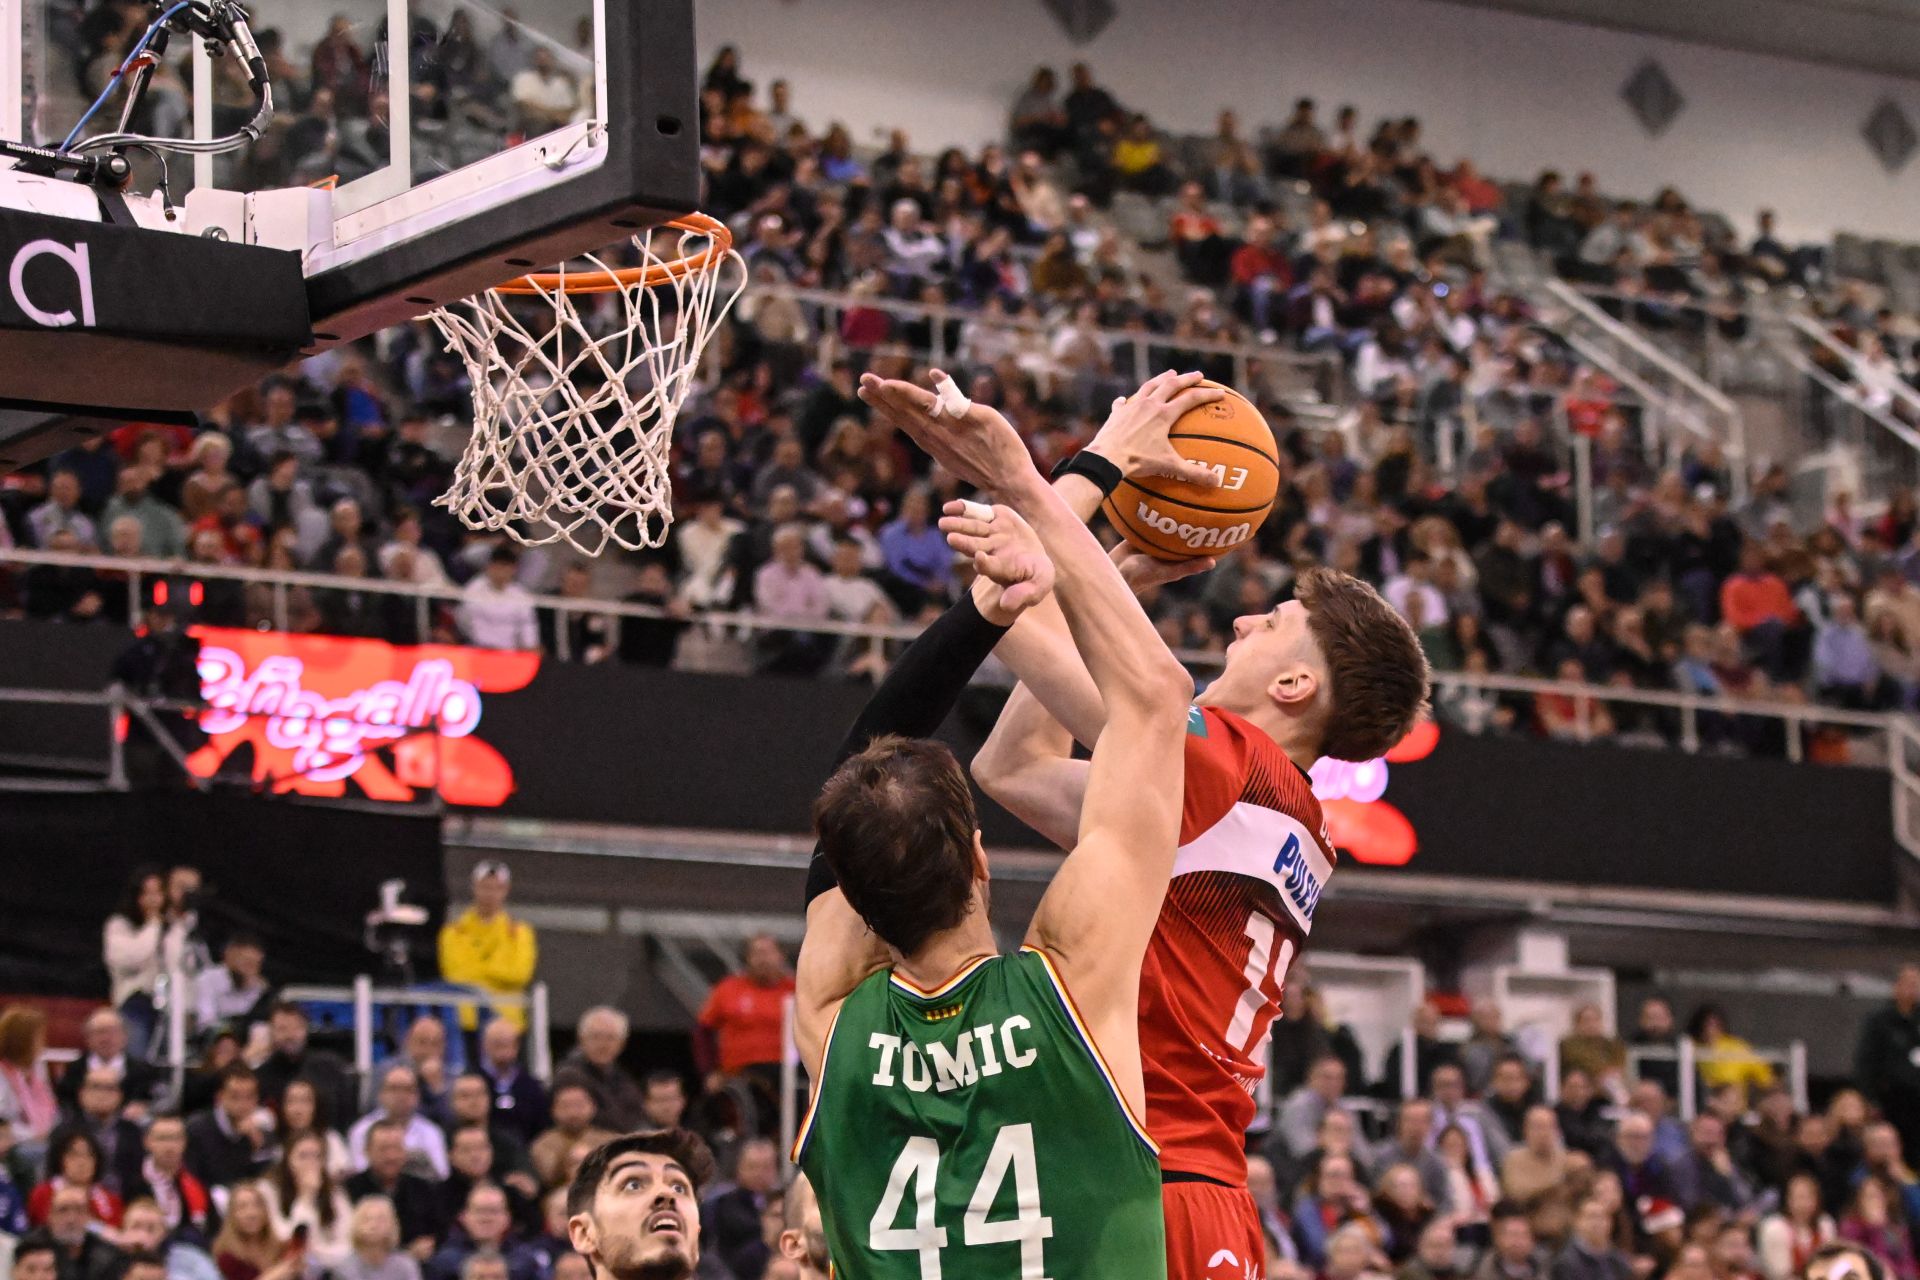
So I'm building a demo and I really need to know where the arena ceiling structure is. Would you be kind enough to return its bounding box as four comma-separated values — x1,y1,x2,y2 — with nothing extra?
1433,0,1920,79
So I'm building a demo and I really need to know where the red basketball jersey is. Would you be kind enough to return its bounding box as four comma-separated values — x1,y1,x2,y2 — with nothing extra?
1139,704,1335,1185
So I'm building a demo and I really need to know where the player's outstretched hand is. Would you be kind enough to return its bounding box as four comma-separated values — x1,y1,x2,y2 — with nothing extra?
857,369,1035,495
1111,542,1216,595
941,500,1056,625
1087,370,1227,487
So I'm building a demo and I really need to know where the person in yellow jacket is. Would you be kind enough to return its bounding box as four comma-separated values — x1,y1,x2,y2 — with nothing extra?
1688,1002,1775,1106
438,860,538,1031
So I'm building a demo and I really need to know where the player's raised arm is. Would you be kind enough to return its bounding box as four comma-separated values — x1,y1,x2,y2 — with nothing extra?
792,527,1054,1076
866,369,1192,1107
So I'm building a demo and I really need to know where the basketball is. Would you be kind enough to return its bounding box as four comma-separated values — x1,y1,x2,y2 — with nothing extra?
1101,382,1280,561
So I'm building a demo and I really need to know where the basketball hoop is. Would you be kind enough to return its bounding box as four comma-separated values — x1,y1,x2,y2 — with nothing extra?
429,213,746,556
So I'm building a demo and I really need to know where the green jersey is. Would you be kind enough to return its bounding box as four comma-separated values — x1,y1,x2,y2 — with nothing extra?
795,946,1166,1279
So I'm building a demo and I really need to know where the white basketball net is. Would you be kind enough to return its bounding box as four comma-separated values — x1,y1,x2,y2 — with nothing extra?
429,220,746,556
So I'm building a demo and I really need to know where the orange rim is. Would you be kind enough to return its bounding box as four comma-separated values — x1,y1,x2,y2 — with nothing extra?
492,213,732,296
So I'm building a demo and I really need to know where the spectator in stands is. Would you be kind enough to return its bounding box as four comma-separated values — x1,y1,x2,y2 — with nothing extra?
194,932,270,1038
637,1073,688,1134
1375,1162,1437,1263
509,47,577,135
528,1080,614,1192
753,524,832,674
119,1114,210,1248
475,1021,548,1149
1553,1195,1633,1280
558,1007,644,1134
254,1001,353,1122
439,1126,536,1240
695,934,794,1117
1629,1080,1690,1167
706,1138,780,1279
0,1009,55,1168
1503,1106,1570,1209
1756,1173,1835,1280
24,1183,125,1280
1856,964,1920,1164
1431,1065,1500,1178
276,1077,351,1181
1459,1005,1520,1097
38,1130,120,1235
346,1119,443,1263
210,1182,296,1280
461,548,539,650
1272,979,1366,1098
1672,1114,1757,1215
1686,1005,1774,1108
1477,1201,1543,1280
102,465,185,560
1440,1121,1501,1238
1382,1001,1457,1099
1633,998,1683,1099
1009,67,1066,156
185,1066,269,1191
1281,1056,1363,1162
348,1066,450,1181
56,1009,161,1120
1610,1113,1676,1211
1483,1056,1538,1163
118,1196,218,1280
1293,1152,1385,1268
392,1019,452,1125
29,471,98,550
104,865,191,1059
1557,1006,1626,1093
1840,1177,1918,1280
1375,1099,1453,1211
1555,1069,1612,1161
336,1196,420,1280
48,1069,142,1194
10,1234,62,1280
444,1078,537,1202
439,861,539,1035
424,1184,539,1280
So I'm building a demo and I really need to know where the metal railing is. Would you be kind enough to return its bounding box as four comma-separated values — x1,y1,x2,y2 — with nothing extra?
1625,1040,1809,1119
1533,279,1749,493
749,281,1348,412
1784,314,1920,487
277,978,552,1087
0,545,1903,756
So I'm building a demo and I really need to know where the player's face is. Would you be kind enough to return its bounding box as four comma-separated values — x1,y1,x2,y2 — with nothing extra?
1208,601,1320,713
572,1153,700,1280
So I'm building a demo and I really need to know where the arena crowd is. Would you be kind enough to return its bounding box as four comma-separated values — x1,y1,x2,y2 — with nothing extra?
6,24,1914,764
2,853,1919,1280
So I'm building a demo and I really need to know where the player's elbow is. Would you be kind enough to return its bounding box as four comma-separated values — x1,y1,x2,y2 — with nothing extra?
1116,654,1194,715
970,741,1015,801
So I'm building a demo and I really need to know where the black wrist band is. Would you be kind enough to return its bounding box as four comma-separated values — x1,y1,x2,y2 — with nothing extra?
1049,449,1125,497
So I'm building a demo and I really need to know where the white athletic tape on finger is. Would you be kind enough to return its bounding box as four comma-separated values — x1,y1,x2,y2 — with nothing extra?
956,500,994,523
930,374,973,418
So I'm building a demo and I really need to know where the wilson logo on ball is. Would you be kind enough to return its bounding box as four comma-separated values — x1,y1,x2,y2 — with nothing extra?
1135,501,1252,551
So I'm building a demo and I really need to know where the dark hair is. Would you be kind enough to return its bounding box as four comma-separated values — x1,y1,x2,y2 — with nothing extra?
1810,1245,1889,1280
120,1250,168,1275
813,735,979,956
225,931,264,953
566,1129,718,1217
1490,1199,1528,1226
642,1070,684,1094
1295,567,1431,762
367,1116,409,1144
488,545,519,567
1685,1003,1727,1042
216,1064,258,1095
271,1130,341,1229
275,1076,331,1138
113,864,166,925
269,1000,308,1023
46,1128,104,1183
13,1239,58,1268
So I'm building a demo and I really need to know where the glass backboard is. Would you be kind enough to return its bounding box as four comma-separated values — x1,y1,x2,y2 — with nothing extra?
3,0,699,347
